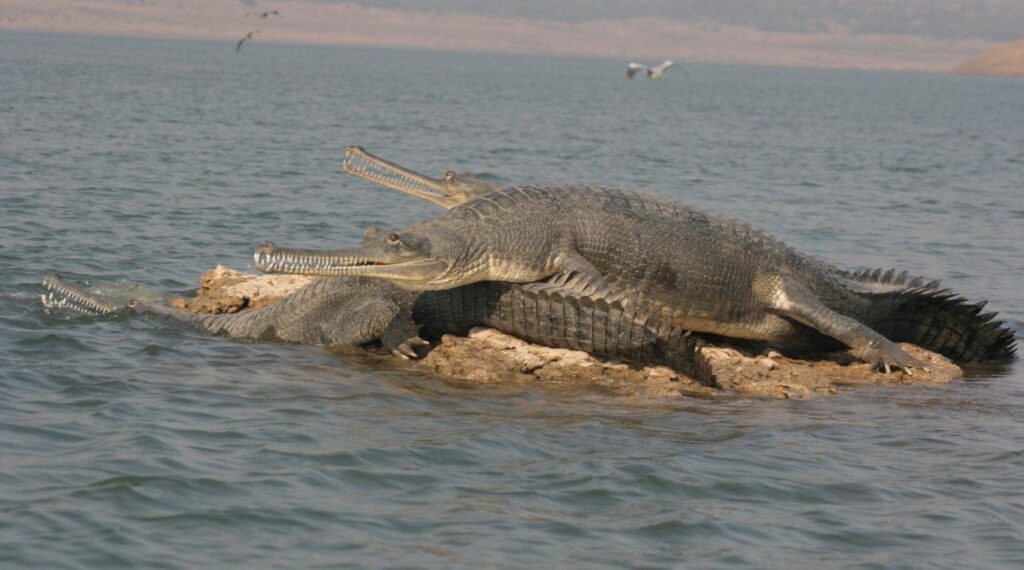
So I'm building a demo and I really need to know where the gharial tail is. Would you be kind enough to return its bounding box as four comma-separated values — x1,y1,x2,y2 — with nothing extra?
847,269,1017,362
42,273,123,315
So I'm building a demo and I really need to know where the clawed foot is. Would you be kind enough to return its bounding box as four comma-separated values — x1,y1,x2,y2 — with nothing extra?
852,339,928,374
379,311,430,359
389,335,430,359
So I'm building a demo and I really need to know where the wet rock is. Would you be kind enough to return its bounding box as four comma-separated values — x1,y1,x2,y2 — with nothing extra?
182,267,963,398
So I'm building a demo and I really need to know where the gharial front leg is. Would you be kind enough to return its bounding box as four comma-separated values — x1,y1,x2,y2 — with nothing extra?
761,275,924,373
527,250,642,306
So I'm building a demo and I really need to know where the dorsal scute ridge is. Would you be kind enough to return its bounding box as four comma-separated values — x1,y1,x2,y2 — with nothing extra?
834,266,937,289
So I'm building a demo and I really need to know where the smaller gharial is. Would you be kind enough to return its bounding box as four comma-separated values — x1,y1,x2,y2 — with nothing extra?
42,146,711,383
342,145,498,208
256,152,1016,372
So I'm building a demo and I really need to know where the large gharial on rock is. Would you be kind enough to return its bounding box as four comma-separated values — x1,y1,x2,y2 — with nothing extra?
256,151,1017,371
42,146,710,382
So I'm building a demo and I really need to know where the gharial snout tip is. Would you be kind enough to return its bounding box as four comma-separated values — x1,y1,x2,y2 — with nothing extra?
253,242,277,265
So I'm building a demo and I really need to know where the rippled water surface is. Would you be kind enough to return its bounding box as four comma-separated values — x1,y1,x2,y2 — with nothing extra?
2,33,1023,568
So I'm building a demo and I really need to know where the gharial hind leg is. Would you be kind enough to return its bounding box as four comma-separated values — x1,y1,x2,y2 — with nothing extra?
763,275,924,373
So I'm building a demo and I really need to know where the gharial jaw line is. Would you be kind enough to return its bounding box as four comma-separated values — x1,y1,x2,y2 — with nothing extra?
342,145,462,208
253,242,449,286
40,273,120,315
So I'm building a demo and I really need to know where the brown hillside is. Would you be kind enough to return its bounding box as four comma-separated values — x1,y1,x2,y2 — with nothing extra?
952,39,1024,77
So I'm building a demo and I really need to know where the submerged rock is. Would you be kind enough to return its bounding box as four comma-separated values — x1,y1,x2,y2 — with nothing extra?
184,267,963,399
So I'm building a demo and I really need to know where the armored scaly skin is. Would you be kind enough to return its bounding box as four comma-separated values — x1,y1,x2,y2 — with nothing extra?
438,185,1015,364
42,274,710,383
256,184,1016,366
826,267,1014,363
413,281,705,379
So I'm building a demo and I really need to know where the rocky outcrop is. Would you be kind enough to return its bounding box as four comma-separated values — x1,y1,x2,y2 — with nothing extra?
413,328,718,398
172,265,314,313
186,267,963,399
415,329,961,399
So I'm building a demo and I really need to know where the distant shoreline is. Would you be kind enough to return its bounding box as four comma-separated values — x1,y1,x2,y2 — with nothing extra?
0,0,994,73
0,30,971,78
952,39,1024,78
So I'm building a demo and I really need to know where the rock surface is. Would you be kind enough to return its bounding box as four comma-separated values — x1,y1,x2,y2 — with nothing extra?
172,265,314,313
185,267,963,399
415,328,720,399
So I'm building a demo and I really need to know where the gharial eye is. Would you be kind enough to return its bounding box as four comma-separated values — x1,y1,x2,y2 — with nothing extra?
387,233,401,244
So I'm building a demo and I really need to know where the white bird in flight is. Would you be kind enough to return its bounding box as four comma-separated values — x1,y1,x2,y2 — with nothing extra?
626,60,676,79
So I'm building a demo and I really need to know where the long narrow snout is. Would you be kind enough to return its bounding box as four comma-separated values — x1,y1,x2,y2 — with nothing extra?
343,146,464,208
41,273,120,315
253,242,448,286
253,242,378,275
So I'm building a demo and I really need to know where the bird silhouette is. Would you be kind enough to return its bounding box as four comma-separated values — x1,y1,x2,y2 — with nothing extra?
236,30,260,52
247,10,279,19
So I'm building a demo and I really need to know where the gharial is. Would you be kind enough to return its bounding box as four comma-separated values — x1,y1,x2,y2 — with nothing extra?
41,146,710,383
255,153,1016,372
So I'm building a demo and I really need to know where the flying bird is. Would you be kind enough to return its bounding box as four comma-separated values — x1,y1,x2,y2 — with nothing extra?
247,10,279,19
236,30,259,52
626,60,676,79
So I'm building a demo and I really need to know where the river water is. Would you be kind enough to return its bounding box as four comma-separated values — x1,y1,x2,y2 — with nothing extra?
1,33,1022,568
